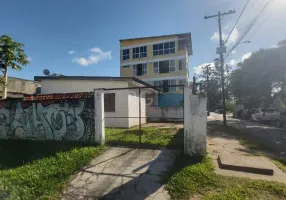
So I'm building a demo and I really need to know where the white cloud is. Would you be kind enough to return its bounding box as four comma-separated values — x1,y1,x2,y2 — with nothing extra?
229,59,238,67
241,52,252,62
231,50,236,54
27,57,32,61
211,32,227,42
72,47,112,66
227,28,239,44
193,63,215,79
68,50,76,55
210,28,239,46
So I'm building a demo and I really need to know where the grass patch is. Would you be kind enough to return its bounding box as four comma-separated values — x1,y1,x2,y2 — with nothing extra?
0,140,105,199
166,153,286,200
105,127,183,149
274,160,286,173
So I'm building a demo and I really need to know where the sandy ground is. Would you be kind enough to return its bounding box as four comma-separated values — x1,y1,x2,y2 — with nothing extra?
207,123,286,183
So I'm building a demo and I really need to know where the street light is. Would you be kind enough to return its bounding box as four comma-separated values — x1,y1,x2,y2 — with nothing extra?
240,40,251,44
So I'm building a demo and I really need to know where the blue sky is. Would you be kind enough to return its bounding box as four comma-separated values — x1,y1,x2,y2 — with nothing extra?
1,0,286,80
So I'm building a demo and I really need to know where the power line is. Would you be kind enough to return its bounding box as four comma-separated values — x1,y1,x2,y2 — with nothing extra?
224,0,250,44
225,0,271,59
246,0,278,41
225,0,278,62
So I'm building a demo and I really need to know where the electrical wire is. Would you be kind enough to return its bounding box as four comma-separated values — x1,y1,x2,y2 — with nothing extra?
224,0,250,44
246,0,278,41
225,0,272,59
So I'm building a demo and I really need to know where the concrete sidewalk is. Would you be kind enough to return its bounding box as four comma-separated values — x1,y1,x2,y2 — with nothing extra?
63,147,179,200
207,123,286,183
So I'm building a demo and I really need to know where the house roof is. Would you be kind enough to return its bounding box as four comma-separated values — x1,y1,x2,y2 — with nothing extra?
119,32,193,55
119,32,191,41
34,76,160,92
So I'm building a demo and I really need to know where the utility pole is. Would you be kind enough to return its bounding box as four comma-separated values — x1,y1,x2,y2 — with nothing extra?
204,10,235,126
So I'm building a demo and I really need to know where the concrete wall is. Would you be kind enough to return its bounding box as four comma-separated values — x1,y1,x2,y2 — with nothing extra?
0,97,95,142
128,89,147,127
40,79,128,94
147,107,183,122
184,87,207,156
0,77,40,98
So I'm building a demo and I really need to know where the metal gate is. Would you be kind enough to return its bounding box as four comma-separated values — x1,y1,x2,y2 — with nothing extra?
103,84,184,144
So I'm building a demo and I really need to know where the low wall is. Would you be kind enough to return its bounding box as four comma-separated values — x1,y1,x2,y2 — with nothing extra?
147,107,183,122
0,95,95,142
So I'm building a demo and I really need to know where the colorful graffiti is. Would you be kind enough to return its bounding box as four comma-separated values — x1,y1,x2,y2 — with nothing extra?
0,97,95,142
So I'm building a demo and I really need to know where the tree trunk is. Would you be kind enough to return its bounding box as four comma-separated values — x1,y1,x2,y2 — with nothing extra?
2,66,8,99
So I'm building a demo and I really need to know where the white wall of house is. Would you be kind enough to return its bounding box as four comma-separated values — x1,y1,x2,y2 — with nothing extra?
40,79,128,94
39,79,147,128
146,107,183,122
128,89,147,127
105,89,129,128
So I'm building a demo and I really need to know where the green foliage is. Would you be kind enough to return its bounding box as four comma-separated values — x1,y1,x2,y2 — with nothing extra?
165,155,286,200
0,140,104,199
229,44,286,108
274,160,286,173
0,34,29,86
106,127,183,149
225,100,235,112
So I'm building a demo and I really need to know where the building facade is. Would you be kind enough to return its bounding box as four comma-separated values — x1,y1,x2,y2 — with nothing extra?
119,33,192,106
34,76,158,128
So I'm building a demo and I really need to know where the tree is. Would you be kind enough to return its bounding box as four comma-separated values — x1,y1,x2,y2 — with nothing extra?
0,35,29,98
229,41,286,108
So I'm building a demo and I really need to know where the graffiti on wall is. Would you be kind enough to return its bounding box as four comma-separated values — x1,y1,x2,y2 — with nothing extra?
0,97,95,141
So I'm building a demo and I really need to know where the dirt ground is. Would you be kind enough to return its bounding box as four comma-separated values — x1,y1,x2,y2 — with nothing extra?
207,122,286,183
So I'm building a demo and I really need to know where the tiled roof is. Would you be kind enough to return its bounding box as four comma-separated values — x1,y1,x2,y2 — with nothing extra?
24,92,93,101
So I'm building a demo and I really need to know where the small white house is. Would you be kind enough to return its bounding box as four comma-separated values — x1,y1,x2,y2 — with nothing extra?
34,76,158,128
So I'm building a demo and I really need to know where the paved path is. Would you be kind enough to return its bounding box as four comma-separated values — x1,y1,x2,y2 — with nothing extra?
63,147,179,200
208,128,286,183
210,113,286,156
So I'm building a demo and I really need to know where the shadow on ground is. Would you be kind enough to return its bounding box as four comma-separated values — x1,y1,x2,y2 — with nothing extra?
63,145,203,200
0,139,94,169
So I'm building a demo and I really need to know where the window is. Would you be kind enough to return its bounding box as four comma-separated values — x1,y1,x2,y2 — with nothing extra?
154,80,161,86
169,80,176,92
133,46,147,58
122,65,129,68
133,65,137,76
179,80,185,90
178,39,187,50
104,93,115,112
179,59,185,70
169,60,176,72
153,41,175,56
122,49,130,60
133,63,147,76
153,62,159,74
153,60,176,74
142,64,147,74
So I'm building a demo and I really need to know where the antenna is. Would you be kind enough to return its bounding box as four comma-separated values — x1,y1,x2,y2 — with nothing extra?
43,69,50,76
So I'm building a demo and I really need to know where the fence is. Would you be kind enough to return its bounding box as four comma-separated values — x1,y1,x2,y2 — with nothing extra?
0,87,207,156
103,85,184,143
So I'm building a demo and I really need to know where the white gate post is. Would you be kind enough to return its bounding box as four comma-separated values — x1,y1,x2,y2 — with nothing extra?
94,89,105,145
184,87,207,156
